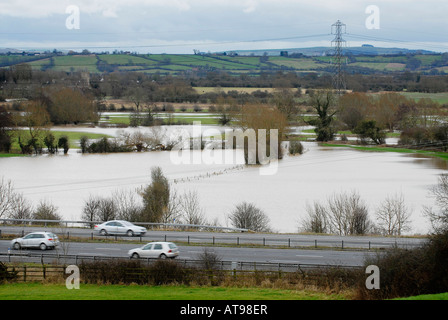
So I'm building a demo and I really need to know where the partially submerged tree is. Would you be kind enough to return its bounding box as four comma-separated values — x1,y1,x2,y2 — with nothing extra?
305,91,337,142
353,120,386,145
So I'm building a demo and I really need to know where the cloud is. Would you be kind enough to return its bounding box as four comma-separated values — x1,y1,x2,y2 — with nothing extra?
0,0,192,18
243,0,257,13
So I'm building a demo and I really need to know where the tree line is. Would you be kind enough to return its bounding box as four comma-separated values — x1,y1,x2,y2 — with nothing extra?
303,90,448,152
2,63,448,104
79,166,271,232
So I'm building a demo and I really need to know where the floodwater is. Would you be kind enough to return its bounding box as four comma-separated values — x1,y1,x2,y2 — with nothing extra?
1,124,446,235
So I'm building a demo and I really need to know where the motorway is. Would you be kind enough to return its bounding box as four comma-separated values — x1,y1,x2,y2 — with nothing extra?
0,225,426,249
0,240,375,267
0,225,427,267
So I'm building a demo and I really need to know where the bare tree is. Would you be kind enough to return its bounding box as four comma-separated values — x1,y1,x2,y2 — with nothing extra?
179,190,207,226
82,195,101,227
162,188,182,224
97,198,117,222
9,193,33,221
424,173,448,232
327,191,372,235
113,189,142,222
376,192,412,236
0,177,16,219
33,199,62,225
228,202,271,232
300,201,329,233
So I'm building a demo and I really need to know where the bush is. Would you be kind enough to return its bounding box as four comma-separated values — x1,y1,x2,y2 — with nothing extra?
79,259,149,285
78,259,193,286
228,202,271,232
0,262,17,283
147,259,192,285
288,140,303,155
356,229,448,299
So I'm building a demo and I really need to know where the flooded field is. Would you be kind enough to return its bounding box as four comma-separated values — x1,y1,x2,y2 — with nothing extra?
1,124,446,235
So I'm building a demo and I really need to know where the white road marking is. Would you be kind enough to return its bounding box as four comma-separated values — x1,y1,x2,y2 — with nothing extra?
296,254,324,258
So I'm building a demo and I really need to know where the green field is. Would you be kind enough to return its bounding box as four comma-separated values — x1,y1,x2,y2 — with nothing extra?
2,51,447,75
0,283,446,300
12,52,447,75
7,130,113,152
400,92,448,104
0,283,347,300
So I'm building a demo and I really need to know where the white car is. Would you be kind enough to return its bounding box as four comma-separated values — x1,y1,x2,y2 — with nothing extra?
94,220,147,237
128,242,179,259
11,232,60,250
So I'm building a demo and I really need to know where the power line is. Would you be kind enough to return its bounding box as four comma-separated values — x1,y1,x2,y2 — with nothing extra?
6,33,330,51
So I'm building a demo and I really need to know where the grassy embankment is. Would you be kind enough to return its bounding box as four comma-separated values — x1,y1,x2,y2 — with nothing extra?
0,283,347,300
0,283,446,300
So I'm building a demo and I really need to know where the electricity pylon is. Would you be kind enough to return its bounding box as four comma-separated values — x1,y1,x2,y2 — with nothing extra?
331,20,347,94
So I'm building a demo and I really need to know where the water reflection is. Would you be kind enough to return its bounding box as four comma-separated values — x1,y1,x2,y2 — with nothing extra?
1,130,447,235
404,153,448,170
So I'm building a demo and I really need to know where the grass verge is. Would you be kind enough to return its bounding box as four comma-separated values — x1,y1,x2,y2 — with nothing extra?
0,283,349,300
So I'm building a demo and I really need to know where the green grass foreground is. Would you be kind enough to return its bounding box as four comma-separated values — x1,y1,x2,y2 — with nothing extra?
396,292,448,300
0,283,348,300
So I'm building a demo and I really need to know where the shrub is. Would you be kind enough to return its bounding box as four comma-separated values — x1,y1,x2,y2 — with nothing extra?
0,262,17,283
288,140,303,155
356,229,448,299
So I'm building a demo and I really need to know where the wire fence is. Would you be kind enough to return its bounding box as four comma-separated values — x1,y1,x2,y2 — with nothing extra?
0,251,362,275
0,226,426,251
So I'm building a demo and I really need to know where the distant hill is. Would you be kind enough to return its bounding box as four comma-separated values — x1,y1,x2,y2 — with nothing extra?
1,47,447,75
229,46,436,57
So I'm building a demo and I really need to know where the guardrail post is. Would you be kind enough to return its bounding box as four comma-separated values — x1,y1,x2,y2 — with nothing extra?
315,239,317,248
342,240,344,250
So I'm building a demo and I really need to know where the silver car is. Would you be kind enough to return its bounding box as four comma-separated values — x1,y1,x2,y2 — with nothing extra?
128,242,179,259
11,232,60,250
94,220,147,237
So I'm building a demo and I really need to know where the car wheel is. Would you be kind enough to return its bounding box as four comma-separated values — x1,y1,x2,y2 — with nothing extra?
126,230,134,237
39,243,47,251
100,229,108,236
13,242,21,250
131,253,140,259
159,254,167,259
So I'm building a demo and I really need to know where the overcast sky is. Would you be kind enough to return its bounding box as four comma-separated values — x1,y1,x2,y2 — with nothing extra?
0,0,447,53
